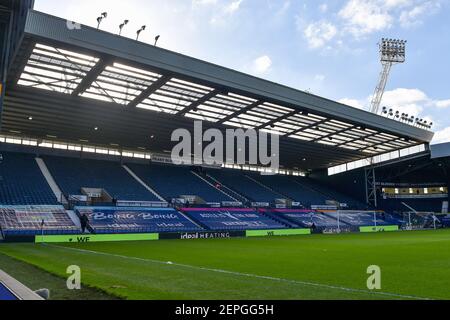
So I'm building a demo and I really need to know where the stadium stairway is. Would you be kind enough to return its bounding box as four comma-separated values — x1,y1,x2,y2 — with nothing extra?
245,174,293,201
258,210,301,228
204,173,249,204
207,169,281,203
122,165,166,202
190,171,239,202
35,157,67,205
66,210,81,228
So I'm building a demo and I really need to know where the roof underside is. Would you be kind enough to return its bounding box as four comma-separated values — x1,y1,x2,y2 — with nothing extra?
0,10,434,170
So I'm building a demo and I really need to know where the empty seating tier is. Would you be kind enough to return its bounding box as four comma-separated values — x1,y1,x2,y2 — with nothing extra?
127,163,233,203
0,152,57,205
0,205,78,236
75,207,202,234
271,209,341,228
322,211,391,227
44,156,158,201
208,170,280,203
181,208,286,231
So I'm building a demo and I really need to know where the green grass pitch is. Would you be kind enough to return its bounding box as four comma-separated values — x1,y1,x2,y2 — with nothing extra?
1,229,450,300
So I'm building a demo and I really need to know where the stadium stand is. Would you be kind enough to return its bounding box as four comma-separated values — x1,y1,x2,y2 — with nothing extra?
127,163,234,203
206,169,281,203
181,208,287,231
76,207,202,234
321,211,391,227
43,156,159,202
268,209,342,228
0,205,79,236
293,177,367,209
248,173,326,205
0,152,58,205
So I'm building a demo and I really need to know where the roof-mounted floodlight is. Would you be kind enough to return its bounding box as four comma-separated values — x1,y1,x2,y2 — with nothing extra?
136,25,146,41
97,12,107,29
119,19,129,35
154,35,160,46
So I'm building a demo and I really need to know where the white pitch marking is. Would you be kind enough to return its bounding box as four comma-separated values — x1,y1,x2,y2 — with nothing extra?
45,244,432,300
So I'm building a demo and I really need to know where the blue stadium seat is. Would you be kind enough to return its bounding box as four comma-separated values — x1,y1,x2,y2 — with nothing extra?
272,209,341,228
43,156,159,201
207,169,280,203
0,152,57,205
0,205,79,236
182,208,286,231
76,207,202,233
127,163,233,203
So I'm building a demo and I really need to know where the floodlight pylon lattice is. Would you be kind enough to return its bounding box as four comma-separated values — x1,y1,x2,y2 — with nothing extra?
370,39,407,114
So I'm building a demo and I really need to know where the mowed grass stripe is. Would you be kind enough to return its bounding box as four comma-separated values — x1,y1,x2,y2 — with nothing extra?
48,243,432,300
0,230,449,300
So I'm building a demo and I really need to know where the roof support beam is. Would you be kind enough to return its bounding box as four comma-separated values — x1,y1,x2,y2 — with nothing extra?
128,75,171,108
219,100,261,124
256,110,298,130
312,125,357,143
72,58,112,96
357,137,403,153
335,131,382,148
71,58,112,96
287,118,329,137
179,89,221,115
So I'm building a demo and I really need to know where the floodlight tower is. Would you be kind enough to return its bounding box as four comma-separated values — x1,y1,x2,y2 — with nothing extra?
370,38,407,114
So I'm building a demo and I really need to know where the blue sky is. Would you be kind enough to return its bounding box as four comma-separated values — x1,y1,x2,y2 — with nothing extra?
35,0,450,144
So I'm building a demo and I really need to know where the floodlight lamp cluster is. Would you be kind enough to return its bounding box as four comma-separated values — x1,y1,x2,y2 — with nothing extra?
381,106,432,130
95,12,161,46
380,38,407,63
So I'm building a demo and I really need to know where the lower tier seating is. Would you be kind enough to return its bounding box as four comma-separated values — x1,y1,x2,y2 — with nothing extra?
272,209,341,228
322,211,391,227
75,207,202,234
0,205,78,236
181,208,286,231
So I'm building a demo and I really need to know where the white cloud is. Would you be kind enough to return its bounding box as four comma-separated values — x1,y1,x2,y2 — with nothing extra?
192,0,218,5
314,74,326,82
435,99,450,109
399,1,441,28
339,0,393,37
225,0,244,14
339,98,365,109
433,127,450,144
384,0,410,8
304,20,338,49
252,55,272,74
380,88,428,116
319,4,328,13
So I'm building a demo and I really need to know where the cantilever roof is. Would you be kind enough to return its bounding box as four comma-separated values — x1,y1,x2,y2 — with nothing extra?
1,10,434,170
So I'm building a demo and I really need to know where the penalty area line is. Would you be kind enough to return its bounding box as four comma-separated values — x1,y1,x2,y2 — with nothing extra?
45,244,432,300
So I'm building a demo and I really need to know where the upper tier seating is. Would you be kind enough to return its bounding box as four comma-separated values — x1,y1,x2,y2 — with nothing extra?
294,178,367,209
0,152,57,205
44,156,158,201
181,208,286,231
248,174,327,205
0,205,78,236
127,163,233,203
272,209,341,228
207,170,280,203
75,207,202,234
